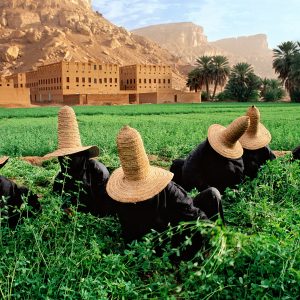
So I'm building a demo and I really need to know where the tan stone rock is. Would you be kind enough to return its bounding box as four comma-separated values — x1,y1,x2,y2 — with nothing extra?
0,45,20,62
6,11,41,28
25,29,42,43
76,22,91,35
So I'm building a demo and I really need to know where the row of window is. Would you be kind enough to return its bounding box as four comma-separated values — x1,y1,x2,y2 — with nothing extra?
124,86,171,89
38,78,62,85
39,86,62,91
67,77,118,84
122,78,171,85
65,63,118,72
65,85,118,89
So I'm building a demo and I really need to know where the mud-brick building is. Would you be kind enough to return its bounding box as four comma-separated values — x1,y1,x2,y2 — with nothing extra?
120,64,200,104
24,61,129,105
0,77,30,107
6,73,27,88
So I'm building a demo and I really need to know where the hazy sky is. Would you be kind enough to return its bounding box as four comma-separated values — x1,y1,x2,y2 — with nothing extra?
92,0,300,48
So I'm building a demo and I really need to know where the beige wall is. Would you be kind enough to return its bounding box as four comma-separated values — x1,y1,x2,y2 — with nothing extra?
63,94,129,106
0,87,31,107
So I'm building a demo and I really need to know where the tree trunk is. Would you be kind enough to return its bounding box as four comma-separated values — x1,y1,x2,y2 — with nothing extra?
212,79,218,100
206,80,210,100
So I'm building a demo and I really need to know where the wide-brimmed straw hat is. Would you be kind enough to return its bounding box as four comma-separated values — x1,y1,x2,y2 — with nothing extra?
44,106,99,158
208,116,250,159
239,105,271,150
106,126,173,203
0,156,9,168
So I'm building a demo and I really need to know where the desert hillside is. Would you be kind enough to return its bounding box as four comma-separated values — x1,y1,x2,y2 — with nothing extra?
132,22,275,78
0,0,186,89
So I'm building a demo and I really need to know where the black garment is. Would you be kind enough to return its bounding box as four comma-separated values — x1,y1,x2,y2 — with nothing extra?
171,139,244,193
242,145,276,179
292,144,300,160
116,182,223,260
0,176,41,228
53,153,115,217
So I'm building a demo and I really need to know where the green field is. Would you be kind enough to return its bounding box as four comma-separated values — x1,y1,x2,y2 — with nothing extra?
0,102,299,299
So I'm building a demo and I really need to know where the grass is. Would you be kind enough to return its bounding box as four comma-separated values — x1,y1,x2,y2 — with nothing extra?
0,102,299,299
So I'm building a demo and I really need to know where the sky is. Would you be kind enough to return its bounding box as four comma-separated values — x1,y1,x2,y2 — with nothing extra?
92,0,300,48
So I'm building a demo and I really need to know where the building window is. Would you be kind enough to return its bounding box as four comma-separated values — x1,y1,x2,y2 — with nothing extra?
99,78,102,84
88,77,91,83
149,79,151,84
94,78,97,84
139,79,141,84
163,79,166,84
154,79,156,83
159,79,161,84
76,77,79,83
99,65,102,70
130,79,132,84
144,79,146,84
168,79,171,84
82,77,85,83
66,77,70,82
94,65,97,70
109,78,112,83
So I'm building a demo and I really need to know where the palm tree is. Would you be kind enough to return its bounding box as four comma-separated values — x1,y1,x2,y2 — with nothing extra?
225,62,261,101
186,68,203,92
211,56,230,100
272,41,299,95
196,56,213,99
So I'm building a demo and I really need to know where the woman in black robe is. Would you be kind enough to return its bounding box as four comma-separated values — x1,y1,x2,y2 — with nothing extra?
106,126,224,260
240,106,276,179
0,156,41,227
44,106,115,217
171,116,250,194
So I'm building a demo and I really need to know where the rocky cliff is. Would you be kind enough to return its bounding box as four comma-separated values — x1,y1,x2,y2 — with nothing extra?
133,23,275,78
0,0,185,89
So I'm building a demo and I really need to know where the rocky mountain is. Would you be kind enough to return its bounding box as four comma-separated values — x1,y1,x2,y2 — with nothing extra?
0,0,185,89
133,22,275,78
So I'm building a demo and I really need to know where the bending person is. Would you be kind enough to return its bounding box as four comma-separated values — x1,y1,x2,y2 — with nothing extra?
240,106,276,179
44,106,115,217
171,116,249,193
106,126,224,259
0,156,41,228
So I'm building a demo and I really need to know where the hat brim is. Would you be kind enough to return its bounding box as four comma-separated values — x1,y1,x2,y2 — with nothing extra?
208,124,243,159
106,166,174,203
239,123,271,150
43,145,99,159
0,156,9,168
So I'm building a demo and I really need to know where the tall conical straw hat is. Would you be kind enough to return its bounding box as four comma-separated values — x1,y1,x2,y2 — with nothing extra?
44,106,99,158
0,156,9,168
208,116,250,159
106,126,173,203
239,106,271,150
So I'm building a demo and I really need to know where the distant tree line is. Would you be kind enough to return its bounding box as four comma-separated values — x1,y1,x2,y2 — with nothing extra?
187,41,300,102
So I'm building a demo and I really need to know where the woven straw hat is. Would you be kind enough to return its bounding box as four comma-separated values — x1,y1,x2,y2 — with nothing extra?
208,116,250,159
239,106,271,150
0,156,9,168
106,126,173,203
44,106,99,158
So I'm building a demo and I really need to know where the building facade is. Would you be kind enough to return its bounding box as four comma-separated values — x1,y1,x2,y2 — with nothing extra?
24,61,121,104
4,61,200,106
120,64,172,92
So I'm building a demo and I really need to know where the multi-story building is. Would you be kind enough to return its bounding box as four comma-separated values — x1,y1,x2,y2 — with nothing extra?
24,61,124,104
5,61,200,106
120,64,172,92
6,73,27,88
